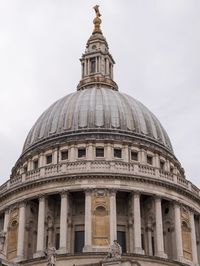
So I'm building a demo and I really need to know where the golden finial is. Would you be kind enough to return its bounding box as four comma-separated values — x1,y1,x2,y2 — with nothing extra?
93,5,102,34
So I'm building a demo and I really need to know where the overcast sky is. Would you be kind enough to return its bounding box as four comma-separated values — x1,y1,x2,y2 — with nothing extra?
0,0,199,187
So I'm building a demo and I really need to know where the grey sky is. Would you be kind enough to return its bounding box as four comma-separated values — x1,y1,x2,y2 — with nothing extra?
0,0,199,187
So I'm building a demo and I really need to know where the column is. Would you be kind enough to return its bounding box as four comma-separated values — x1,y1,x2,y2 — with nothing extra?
110,190,117,244
174,202,183,261
34,195,46,258
132,192,144,254
17,201,26,260
3,210,9,233
106,144,112,160
69,145,75,162
3,209,9,257
106,58,109,75
139,149,146,164
84,60,87,76
87,143,94,160
155,197,167,258
59,191,68,254
87,59,90,75
83,189,92,252
147,227,153,255
190,211,199,265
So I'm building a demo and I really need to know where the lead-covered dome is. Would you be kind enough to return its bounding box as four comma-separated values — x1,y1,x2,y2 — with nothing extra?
23,87,173,153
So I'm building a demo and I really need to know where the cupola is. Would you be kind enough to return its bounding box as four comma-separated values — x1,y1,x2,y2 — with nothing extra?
77,5,118,91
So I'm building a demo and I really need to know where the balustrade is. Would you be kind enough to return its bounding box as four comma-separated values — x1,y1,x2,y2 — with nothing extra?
0,160,199,197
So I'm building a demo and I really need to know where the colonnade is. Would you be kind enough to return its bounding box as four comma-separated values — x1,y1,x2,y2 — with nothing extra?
0,190,199,265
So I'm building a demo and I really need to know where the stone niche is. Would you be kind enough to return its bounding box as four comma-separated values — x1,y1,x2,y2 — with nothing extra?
7,208,19,260
92,189,110,246
181,207,192,261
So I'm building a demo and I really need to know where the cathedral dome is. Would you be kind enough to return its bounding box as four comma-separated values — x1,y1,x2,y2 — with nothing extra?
23,87,173,154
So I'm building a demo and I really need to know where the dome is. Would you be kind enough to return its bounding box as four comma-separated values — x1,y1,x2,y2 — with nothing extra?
23,87,173,153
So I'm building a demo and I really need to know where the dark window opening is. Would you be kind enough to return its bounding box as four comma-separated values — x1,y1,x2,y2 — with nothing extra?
74,231,84,253
117,231,126,253
61,150,68,160
131,151,138,161
114,148,122,159
147,155,153,165
46,154,52,164
170,166,174,173
151,236,155,255
160,160,165,170
141,233,145,250
96,147,104,157
78,148,86,158
55,233,60,250
165,207,169,215
33,160,38,170
90,58,96,73
24,165,27,173
46,235,48,249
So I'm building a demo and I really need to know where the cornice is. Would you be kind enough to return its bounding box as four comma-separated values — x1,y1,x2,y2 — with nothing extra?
0,173,199,213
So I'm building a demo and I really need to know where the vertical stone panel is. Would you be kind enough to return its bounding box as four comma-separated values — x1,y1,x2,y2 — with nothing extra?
7,208,19,260
181,207,192,261
92,190,110,246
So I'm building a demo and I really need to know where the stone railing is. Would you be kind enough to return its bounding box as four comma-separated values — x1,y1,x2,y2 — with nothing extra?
0,160,199,197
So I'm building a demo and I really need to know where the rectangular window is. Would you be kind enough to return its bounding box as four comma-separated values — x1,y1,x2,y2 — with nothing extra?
117,231,126,253
33,160,38,170
78,148,86,158
131,151,138,161
90,58,96,73
160,160,165,170
96,147,104,157
114,148,122,158
74,231,84,253
170,166,174,173
61,150,68,160
147,155,153,165
24,165,27,173
46,154,52,164
55,233,60,250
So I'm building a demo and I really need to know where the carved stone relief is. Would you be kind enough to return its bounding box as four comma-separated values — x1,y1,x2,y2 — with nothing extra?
92,189,109,246
7,208,19,260
181,207,192,261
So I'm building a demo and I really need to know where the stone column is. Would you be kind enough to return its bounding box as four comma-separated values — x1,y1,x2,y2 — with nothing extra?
190,211,199,265
110,190,117,244
155,197,167,258
147,227,153,255
53,148,58,164
132,192,144,254
87,143,94,160
123,145,129,163
17,201,26,260
2,209,9,257
3,210,9,233
69,145,75,162
34,195,46,258
83,189,92,252
106,144,112,160
139,149,146,164
174,202,183,261
87,59,90,75
59,191,68,254
106,58,109,75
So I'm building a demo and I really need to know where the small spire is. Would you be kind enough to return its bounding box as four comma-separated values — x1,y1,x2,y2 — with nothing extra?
93,5,102,34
